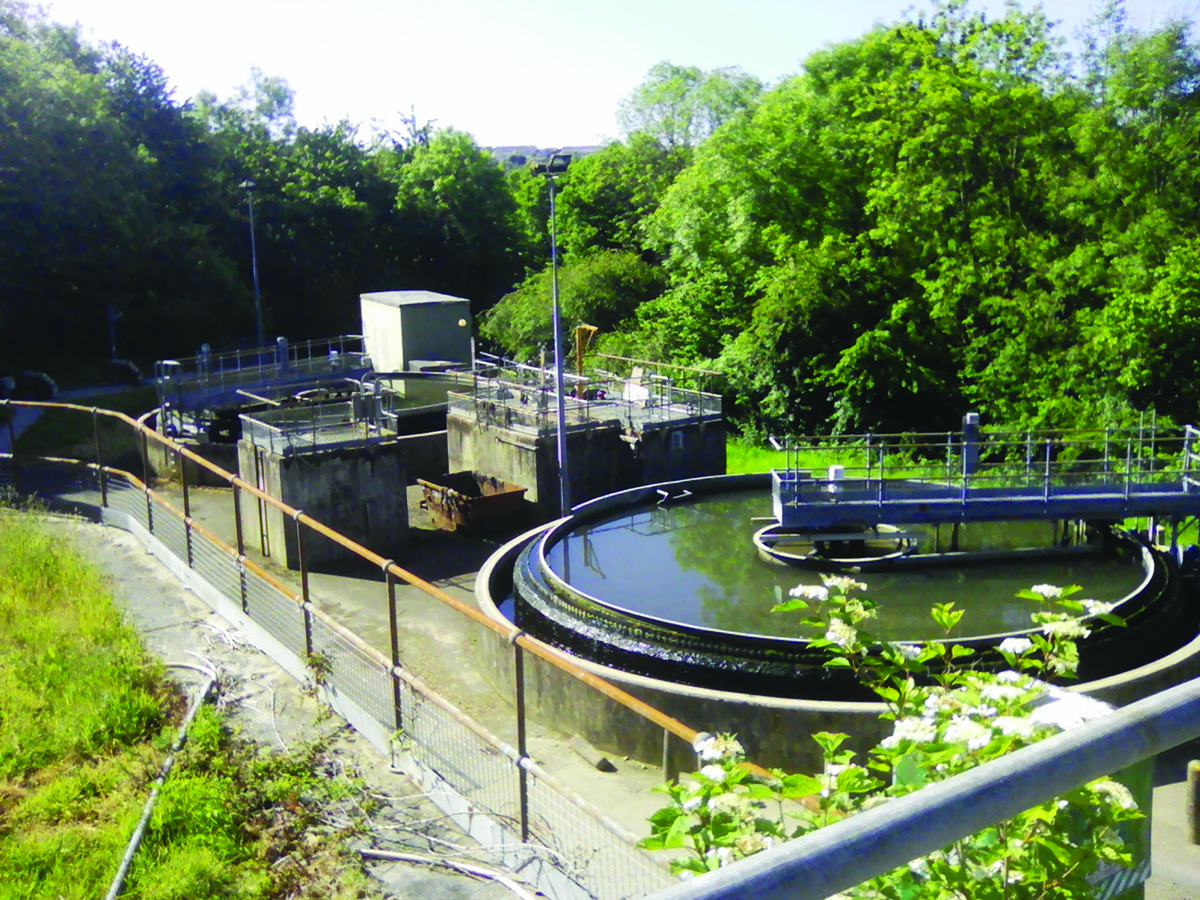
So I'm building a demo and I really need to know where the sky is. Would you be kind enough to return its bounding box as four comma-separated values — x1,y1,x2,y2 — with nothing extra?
44,0,1200,148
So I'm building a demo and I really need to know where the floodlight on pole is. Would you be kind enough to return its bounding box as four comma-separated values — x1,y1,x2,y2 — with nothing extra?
530,153,572,516
240,179,264,348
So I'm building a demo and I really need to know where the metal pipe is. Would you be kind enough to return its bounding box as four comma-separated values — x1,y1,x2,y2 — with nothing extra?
514,640,530,842
642,675,1200,900
105,677,215,900
383,560,403,735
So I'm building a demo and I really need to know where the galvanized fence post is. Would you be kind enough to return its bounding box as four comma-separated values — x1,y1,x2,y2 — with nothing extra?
232,481,246,557
92,408,108,507
179,445,193,568
295,510,313,659
140,428,150,488
512,632,532,842
382,560,403,736
1043,439,1052,503
232,480,249,613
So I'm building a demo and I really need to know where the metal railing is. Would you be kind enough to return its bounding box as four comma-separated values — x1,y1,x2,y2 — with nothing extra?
447,374,721,439
4,400,1196,900
240,399,379,456
643,675,1200,900
773,425,1199,528
155,335,370,416
0,399,682,900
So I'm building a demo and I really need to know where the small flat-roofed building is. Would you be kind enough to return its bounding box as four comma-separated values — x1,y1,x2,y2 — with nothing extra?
360,291,471,373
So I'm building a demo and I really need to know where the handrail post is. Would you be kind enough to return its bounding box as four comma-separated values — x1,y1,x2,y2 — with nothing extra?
383,560,403,736
92,408,108,507
1125,437,1133,500
1184,427,1193,492
513,633,532,842
140,428,150,488
295,510,313,658
877,442,885,505
232,481,246,556
180,446,193,567
1043,440,1052,503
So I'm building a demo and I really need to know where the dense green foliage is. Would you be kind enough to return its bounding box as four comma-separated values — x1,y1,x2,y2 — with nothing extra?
497,1,1200,435
7,0,1200,435
0,512,375,899
0,2,527,370
623,1,1200,435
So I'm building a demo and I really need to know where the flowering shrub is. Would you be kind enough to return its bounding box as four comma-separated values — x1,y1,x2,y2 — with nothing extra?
639,576,1143,896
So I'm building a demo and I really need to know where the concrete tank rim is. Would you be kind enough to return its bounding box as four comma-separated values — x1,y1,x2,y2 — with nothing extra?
475,477,1200,714
524,473,1163,649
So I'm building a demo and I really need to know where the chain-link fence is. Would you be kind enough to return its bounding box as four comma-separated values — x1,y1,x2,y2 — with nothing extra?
1,401,677,900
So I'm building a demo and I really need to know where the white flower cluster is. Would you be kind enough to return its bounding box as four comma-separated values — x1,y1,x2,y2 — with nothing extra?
700,764,727,783
880,716,937,748
980,682,1028,703
1029,584,1064,599
693,732,744,762
1041,618,1091,639
944,715,993,750
1080,599,1116,616
789,584,829,602
1092,779,1138,811
825,619,858,647
734,832,775,855
993,715,1038,738
708,792,753,818
822,574,868,594
998,636,1033,656
890,642,922,661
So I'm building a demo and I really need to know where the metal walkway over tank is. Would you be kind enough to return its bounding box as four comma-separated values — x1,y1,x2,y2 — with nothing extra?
155,336,372,417
772,419,1200,532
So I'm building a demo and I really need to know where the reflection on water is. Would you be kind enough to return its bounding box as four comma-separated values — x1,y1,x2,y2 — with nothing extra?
544,490,1144,642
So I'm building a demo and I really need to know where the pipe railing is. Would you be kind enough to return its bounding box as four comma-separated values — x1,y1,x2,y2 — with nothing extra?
1,399,697,897
5,399,1192,899
642,674,1200,900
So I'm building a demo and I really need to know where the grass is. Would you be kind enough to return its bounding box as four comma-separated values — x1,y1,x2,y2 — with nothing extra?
0,511,378,900
725,440,788,474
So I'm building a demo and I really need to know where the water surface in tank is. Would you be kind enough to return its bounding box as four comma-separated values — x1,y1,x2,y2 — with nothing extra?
544,489,1142,642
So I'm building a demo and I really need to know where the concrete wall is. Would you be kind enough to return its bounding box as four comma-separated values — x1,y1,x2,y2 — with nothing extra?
447,409,726,511
395,430,448,482
447,411,544,502
238,440,408,570
476,524,1200,776
360,291,471,372
634,419,727,485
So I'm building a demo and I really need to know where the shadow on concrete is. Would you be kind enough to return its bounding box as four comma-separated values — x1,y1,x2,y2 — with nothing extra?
1155,735,1200,788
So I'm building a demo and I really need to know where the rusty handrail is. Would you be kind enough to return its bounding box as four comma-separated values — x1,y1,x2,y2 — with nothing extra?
8,400,707,753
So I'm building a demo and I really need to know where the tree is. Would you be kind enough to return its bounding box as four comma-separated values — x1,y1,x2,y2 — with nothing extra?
555,133,689,259
618,62,763,150
388,129,523,314
480,250,666,360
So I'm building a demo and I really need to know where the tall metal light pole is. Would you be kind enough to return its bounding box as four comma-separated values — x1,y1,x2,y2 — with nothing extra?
240,179,264,347
531,153,572,516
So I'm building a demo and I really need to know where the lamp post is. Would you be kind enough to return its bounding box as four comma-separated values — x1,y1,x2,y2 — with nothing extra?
240,179,264,347
531,153,572,516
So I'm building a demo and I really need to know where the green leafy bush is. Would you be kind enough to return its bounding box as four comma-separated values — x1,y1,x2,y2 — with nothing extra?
642,578,1144,896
